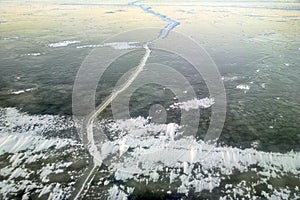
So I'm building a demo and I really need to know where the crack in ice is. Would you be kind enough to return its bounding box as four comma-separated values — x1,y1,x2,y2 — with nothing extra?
73,1,181,199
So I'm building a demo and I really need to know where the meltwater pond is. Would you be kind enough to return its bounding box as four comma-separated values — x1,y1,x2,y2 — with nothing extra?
0,0,299,199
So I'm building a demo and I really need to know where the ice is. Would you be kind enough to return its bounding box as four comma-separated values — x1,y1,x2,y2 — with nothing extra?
166,123,178,140
23,53,41,56
9,88,36,95
52,0,300,198
221,76,239,82
236,84,250,91
1,36,20,41
118,138,129,156
149,171,159,182
47,183,65,200
76,42,140,49
104,42,140,49
108,185,128,200
76,44,103,48
97,116,300,198
38,184,52,198
75,3,181,196
0,108,76,154
9,168,27,179
39,165,53,183
170,97,215,111
0,107,79,198
73,43,152,198
0,107,74,136
48,40,80,48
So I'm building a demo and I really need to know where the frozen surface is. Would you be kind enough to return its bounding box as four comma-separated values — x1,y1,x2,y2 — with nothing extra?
1,0,299,199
